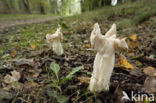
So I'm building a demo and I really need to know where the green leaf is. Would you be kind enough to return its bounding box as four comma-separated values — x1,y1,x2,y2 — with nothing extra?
47,90,69,103
61,66,84,83
149,54,155,59
50,62,60,79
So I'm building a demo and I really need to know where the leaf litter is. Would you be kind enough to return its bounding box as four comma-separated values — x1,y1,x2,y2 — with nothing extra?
0,13,156,103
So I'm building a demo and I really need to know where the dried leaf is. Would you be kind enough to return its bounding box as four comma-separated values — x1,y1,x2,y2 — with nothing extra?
130,68,143,76
0,89,15,101
84,44,91,48
143,66,156,77
135,60,142,67
87,99,93,103
77,77,90,84
10,51,16,57
30,43,36,49
4,70,21,84
143,77,156,93
129,34,137,40
2,54,10,59
128,41,140,49
12,58,34,66
117,55,134,70
22,82,38,93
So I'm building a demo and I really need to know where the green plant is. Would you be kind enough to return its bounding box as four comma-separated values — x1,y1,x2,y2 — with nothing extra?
48,62,84,103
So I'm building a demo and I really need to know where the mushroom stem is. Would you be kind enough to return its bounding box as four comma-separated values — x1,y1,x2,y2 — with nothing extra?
52,39,63,56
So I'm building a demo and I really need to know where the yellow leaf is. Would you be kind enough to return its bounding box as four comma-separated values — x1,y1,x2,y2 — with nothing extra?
129,34,137,40
30,43,36,49
143,66,156,77
77,77,90,84
135,60,142,67
128,41,140,49
117,55,134,70
84,44,91,48
10,51,16,57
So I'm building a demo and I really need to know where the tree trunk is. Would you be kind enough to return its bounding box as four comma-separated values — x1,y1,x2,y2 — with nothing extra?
40,2,45,14
23,0,31,13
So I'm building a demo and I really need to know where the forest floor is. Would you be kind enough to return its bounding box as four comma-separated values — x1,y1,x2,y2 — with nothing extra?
0,0,156,103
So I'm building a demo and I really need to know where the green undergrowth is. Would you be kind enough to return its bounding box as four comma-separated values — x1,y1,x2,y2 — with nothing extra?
0,0,156,59
0,14,58,21
0,0,156,58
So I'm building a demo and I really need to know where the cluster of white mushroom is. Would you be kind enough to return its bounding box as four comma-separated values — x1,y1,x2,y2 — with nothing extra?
46,23,128,93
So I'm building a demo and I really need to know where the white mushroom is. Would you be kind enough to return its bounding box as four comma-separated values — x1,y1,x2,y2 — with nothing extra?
89,23,128,92
46,27,63,56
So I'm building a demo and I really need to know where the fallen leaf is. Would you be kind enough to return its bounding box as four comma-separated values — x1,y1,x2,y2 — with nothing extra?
87,99,93,103
117,55,134,70
149,54,155,59
130,68,143,76
129,34,137,40
30,43,36,49
77,77,90,84
135,60,142,67
128,41,140,49
84,44,91,48
143,77,156,93
10,51,16,57
2,54,10,59
127,52,135,57
143,66,156,77
0,89,15,102
22,82,38,93
113,86,125,103
12,58,34,66
4,70,21,84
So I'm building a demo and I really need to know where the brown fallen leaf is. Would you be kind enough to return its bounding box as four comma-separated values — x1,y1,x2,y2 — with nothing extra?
87,99,93,103
135,60,143,67
10,51,16,57
128,41,140,49
22,82,38,93
77,77,90,84
84,44,91,48
116,55,134,70
143,77,156,93
113,86,125,103
143,66,156,77
4,70,21,84
130,68,143,76
0,89,15,102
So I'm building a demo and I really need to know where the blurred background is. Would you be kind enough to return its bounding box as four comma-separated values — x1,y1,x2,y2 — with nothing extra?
0,0,134,16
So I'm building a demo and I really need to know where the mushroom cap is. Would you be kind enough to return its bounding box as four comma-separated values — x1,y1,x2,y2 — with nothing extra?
46,27,63,42
90,23,128,53
105,24,116,38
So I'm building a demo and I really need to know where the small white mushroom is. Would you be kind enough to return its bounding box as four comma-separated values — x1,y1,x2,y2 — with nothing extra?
89,23,128,92
46,27,63,56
